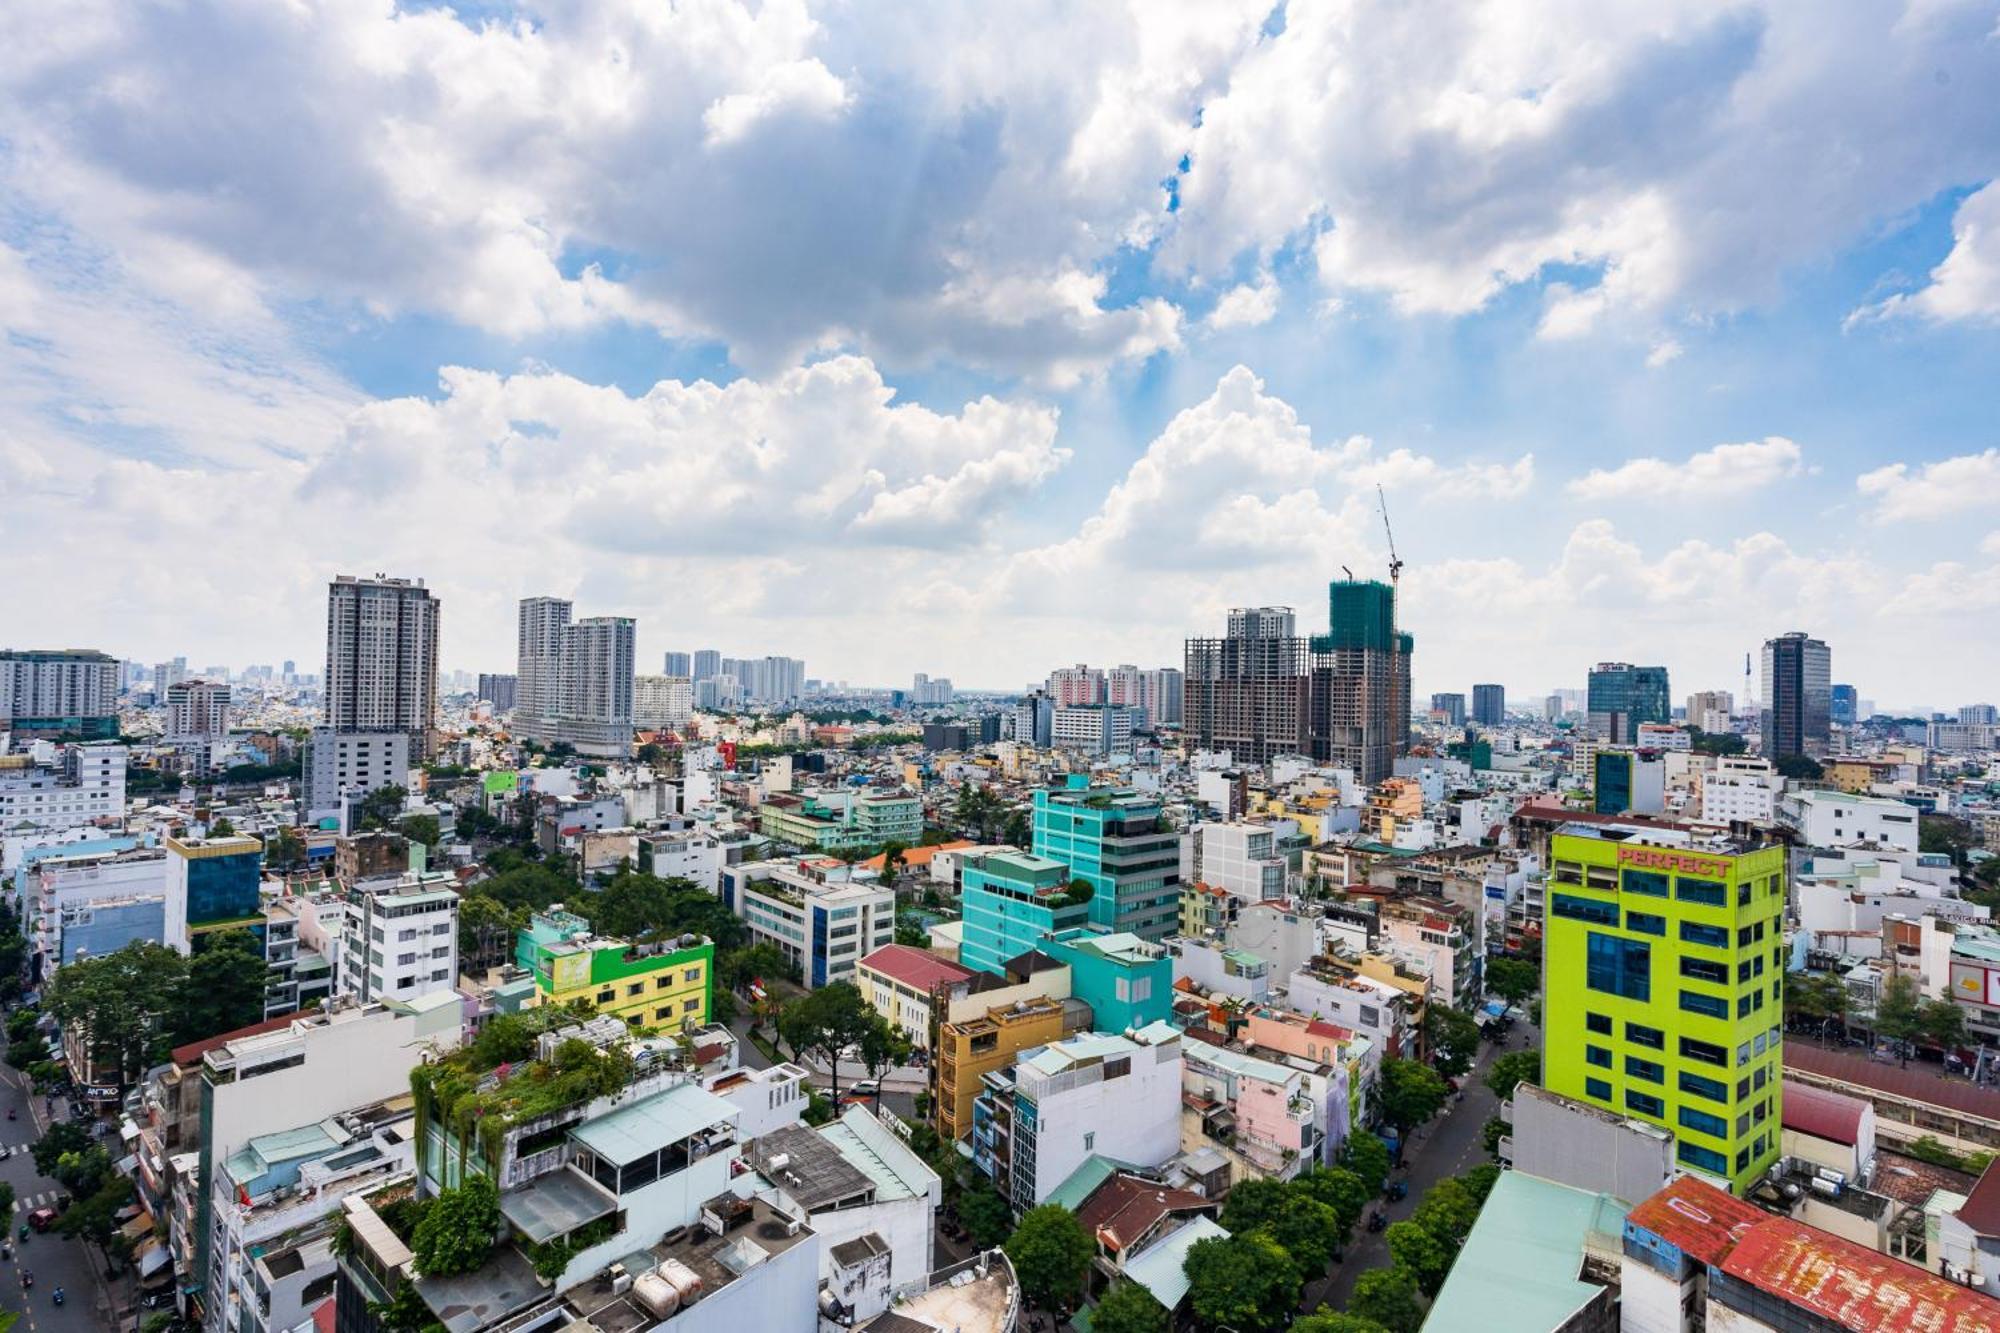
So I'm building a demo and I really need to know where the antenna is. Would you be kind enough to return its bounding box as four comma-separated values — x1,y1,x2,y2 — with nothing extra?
1341,565,1353,581
1377,485,1403,585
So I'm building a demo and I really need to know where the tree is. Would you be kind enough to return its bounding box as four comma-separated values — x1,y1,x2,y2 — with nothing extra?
1376,1058,1448,1133
879,840,909,884
459,894,524,974
1004,1204,1094,1312
1386,1220,1454,1295
45,941,188,1086
720,942,791,994
1337,1133,1392,1196
1002,808,1031,848
1772,754,1824,781
57,1173,134,1256
0,1182,12,1219
1920,815,1977,866
1921,998,1967,1051
1348,1265,1424,1333
1873,974,1925,1063
856,1014,912,1104
958,1178,1015,1248
1481,1116,1507,1158
177,930,270,1044
894,918,931,948
1787,971,1850,1040
778,982,876,1099
1485,957,1538,1008
1292,1313,1387,1333
1409,1178,1479,1246
411,1173,500,1276
354,785,409,833
1424,1006,1481,1078
1182,1232,1301,1333
209,816,237,836
1460,1163,1501,1208
264,826,307,870
1092,1280,1170,1333
32,1121,92,1177
1296,1166,1371,1239
400,813,442,851
1484,1051,1540,1102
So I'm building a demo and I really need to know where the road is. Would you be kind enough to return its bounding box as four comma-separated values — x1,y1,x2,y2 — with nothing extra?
0,1063,123,1333
1313,1018,1539,1314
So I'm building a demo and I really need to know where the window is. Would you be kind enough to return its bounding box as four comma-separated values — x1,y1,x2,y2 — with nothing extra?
1680,1036,1728,1067
684,968,702,983
1681,957,1729,984
683,998,699,1012
656,976,674,990
1626,1056,1664,1084
1678,1142,1728,1174
1681,922,1729,948
1737,991,1765,1017
1585,1077,1612,1101
1553,860,1584,885
1738,881,1753,907
1752,1065,1768,1091
1586,932,1651,1001
1626,911,1666,936
1627,1090,1664,1118
1679,1106,1728,1138
1680,990,1728,1018
1680,1071,1729,1102
597,988,615,1004
1677,878,1727,906
656,1006,673,1020
1621,870,1669,898
1585,1013,1612,1035
1626,1022,1664,1049
1586,1045,1613,1068
1552,893,1620,926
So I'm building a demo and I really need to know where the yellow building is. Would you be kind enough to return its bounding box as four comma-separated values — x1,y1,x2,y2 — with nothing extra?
933,994,1078,1141
515,908,713,1032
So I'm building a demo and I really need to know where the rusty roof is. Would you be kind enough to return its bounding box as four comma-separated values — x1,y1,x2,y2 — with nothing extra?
1623,1175,1765,1266
1073,1173,1214,1254
1720,1214,2000,1330
1786,1041,2000,1124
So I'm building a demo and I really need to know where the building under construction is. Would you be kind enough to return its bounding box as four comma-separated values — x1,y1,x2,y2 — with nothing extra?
1183,579,1413,783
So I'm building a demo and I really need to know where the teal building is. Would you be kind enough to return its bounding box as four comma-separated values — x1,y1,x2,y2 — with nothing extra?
959,851,1091,975
1042,929,1174,1030
1031,777,1180,941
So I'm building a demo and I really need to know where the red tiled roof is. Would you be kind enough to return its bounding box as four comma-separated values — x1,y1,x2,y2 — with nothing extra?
169,1013,298,1068
1956,1160,2000,1237
856,943,973,992
1074,1174,1215,1255
1720,1213,2000,1330
1624,1175,1766,1266
1780,1080,1868,1147
1786,1041,2000,1123
860,840,975,872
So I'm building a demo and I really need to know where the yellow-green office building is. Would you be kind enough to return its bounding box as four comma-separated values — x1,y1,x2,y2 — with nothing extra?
1542,823,1786,1194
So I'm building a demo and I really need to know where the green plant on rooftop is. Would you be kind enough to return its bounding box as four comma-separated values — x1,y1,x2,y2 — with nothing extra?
527,1214,616,1282
412,1173,501,1277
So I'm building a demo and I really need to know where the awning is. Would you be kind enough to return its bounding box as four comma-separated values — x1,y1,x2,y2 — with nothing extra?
497,1167,617,1244
137,1240,171,1277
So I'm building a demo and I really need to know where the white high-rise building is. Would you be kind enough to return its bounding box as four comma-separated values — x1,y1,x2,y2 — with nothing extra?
0,742,127,832
1051,703,1134,756
633,675,695,729
322,575,440,759
1699,754,1782,826
0,650,122,739
1105,664,1144,707
1046,664,1105,706
154,657,190,693
341,865,460,1003
303,730,410,821
513,597,636,757
165,679,231,741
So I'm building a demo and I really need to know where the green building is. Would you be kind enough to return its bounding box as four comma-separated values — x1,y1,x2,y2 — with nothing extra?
1041,928,1173,1029
959,851,1091,975
516,908,714,1032
1031,777,1180,941
757,789,923,852
1542,824,1786,1194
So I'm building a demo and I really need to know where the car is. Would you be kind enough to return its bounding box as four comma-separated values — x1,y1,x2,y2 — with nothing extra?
850,1080,880,1097
26,1209,56,1233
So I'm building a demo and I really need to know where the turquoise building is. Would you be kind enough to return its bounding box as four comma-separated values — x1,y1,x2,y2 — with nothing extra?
1031,777,1180,941
959,851,1091,975
1042,928,1174,1030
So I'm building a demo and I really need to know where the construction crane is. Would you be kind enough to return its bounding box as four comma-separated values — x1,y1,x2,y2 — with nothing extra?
1377,484,1404,586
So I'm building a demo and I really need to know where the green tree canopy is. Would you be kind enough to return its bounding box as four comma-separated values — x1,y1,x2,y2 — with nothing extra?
1873,973,1926,1060
1337,1132,1392,1196
958,1178,1015,1249
1921,998,1968,1050
1485,957,1539,1008
1296,1166,1372,1238
1377,1057,1448,1133
45,941,187,1085
1004,1203,1095,1312
1091,1280,1170,1333
1183,1232,1301,1333
778,982,877,1098
1385,1220,1454,1295
1290,1312,1387,1333
1424,1005,1481,1079
1484,1050,1540,1102
1347,1266,1423,1333
177,930,270,1045
412,1174,500,1276
354,784,409,832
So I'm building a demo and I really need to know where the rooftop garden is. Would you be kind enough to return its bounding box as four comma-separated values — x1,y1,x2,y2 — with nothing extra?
410,1005,636,1173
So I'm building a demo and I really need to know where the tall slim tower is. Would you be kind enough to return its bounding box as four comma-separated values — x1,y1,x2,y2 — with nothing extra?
515,596,572,737
1761,632,1831,759
322,575,440,759
514,596,635,757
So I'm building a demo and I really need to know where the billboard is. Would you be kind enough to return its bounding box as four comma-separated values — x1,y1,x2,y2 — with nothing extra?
1950,960,2000,1008
483,770,520,796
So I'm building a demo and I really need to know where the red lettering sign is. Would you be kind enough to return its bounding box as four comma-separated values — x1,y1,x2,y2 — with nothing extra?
1614,845,1728,878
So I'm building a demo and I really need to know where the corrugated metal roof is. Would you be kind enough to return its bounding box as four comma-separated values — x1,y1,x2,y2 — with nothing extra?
1427,1171,1630,1333
1780,1080,1868,1147
1720,1213,2000,1330
857,943,973,993
1121,1216,1229,1312
569,1082,736,1165
1786,1041,2000,1124
1955,1160,2000,1237
1623,1175,1765,1266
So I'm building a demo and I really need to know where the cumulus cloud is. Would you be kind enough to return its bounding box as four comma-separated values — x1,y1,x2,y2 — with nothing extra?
1851,181,2000,326
1567,437,1805,501
1645,338,1684,368
1857,449,2000,522
1205,271,1281,329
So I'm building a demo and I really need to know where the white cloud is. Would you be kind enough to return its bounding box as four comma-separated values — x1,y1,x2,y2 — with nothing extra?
1568,437,1805,501
1645,337,1684,368
1851,180,2000,326
1857,449,2000,522
1205,271,1280,329
1983,531,2000,558
702,58,853,147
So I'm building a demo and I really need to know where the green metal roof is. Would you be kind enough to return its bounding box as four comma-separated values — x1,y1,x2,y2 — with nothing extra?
568,1082,735,1165
1423,1171,1629,1332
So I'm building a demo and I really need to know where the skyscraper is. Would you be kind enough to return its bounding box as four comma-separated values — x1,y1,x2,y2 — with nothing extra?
513,596,636,757
1431,693,1466,726
476,672,517,712
1308,579,1412,784
1139,667,1184,728
165,679,230,740
1761,632,1831,759
692,649,721,681
1184,607,1308,766
0,649,122,739
1471,683,1506,728
322,574,440,759
663,651,692,677
1046,664,1106,706
1542,824,1786,1195
1586,663,1670,743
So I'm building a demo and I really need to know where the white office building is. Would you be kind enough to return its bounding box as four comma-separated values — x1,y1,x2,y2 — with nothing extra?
0,649,121,737
340,865,460,1003
303,728,410,824
0,742,127,832
1051,704,1135,757
633,674,694,729
989,1024,1183,1210
1179,820,1289,900
1779,789,1922,851
1699,754,1783,826
719,859,895,989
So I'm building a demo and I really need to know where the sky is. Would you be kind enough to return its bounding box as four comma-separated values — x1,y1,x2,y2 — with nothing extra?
2,1,1999,710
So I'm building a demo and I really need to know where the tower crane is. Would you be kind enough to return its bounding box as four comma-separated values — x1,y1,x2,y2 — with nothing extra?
1377,485,1404,586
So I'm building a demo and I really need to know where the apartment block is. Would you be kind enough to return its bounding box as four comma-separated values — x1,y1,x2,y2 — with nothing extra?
0,648,121,739
1032,778,1180,942
0,741,127,831
719,858,895,989
959,850,1091,976
932,993,1089,1142
516,908,714,1033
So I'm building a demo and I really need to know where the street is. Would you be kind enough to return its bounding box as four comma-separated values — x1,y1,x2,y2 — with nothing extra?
0,1063,127,1333
1314,1017,1537,1313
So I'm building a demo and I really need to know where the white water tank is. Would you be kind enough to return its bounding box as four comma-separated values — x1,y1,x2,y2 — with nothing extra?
657,1257,705,1304
631,1273,679,1319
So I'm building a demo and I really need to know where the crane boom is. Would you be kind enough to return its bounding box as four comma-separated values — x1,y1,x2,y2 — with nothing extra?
1377,484,1404,585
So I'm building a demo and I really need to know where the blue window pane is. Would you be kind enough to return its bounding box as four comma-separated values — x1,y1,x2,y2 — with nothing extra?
1586,1045,1612,1068
1586,932,1651,1001
1681,922,1729,948
1627,1023,1664,1049
1680,1072,1729,1102
1676,878,1727,906
1627,1090,1664,1117
1621,870,1669,897
1626,911,1666,936
1678,1142,1728,1174
1585,1078,1612,1101
1625,1057,1664,1083
1552,893,1620,926
1680,991,1729,1019
1679,1106,1728,1138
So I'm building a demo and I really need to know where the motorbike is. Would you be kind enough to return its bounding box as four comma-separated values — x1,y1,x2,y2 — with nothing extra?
20,1270,31,1289
52,1287,63,1306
